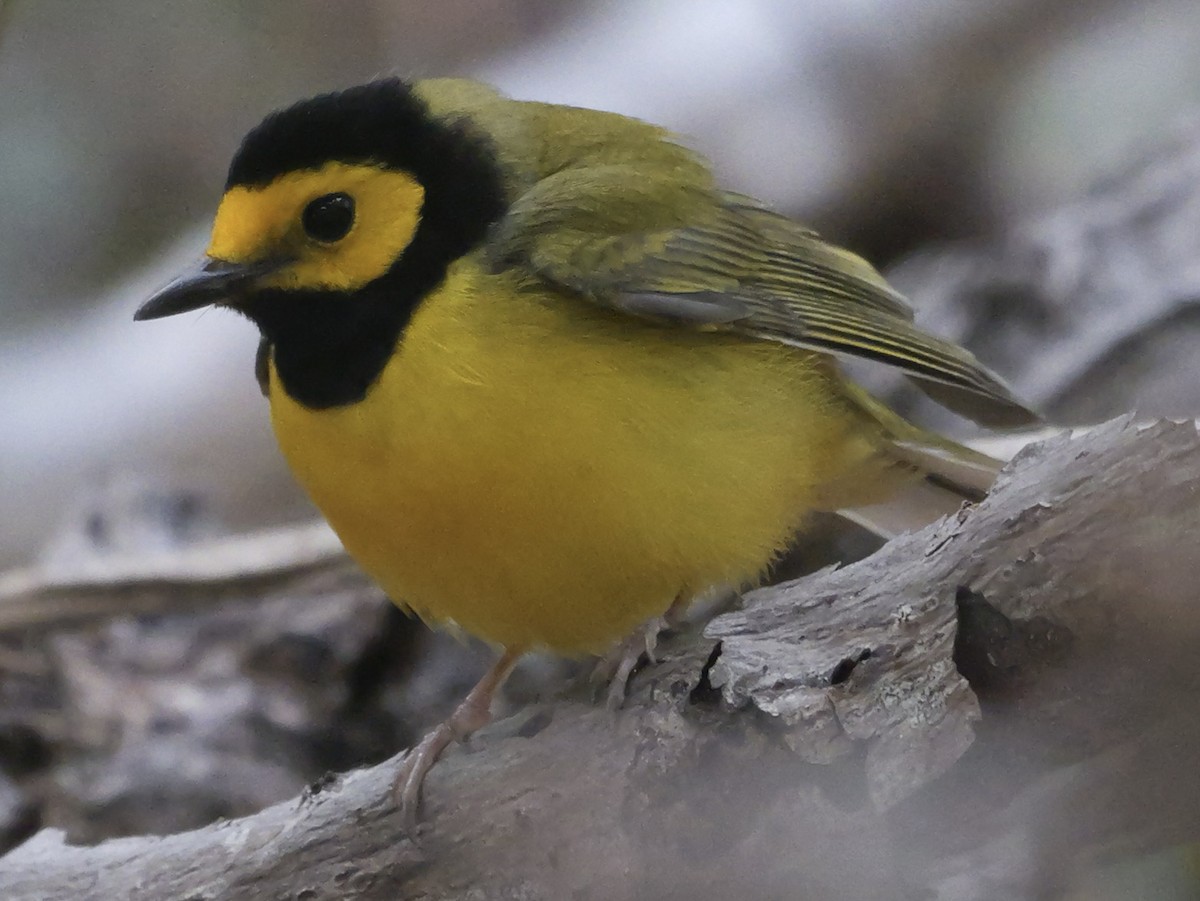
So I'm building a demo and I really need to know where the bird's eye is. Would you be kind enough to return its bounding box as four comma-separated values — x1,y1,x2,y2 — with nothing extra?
302,192,355,243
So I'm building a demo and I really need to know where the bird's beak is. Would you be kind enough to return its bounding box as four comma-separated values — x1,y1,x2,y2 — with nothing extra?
134,257,284,321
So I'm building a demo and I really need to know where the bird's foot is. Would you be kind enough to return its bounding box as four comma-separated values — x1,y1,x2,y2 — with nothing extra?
392,647,522,826
586,589,742,708
393,722,456,829
590,614,670,710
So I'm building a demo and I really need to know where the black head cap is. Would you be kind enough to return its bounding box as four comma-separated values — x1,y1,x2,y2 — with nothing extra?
226,78,508,263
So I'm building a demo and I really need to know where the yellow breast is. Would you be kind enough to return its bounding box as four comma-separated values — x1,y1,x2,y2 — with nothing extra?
268,258,890,653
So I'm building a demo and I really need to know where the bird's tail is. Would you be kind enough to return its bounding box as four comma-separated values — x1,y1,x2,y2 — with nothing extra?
834,383,1008,540
837,438,1002,539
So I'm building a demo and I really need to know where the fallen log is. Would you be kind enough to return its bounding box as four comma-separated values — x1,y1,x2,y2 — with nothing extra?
2,417,1195,900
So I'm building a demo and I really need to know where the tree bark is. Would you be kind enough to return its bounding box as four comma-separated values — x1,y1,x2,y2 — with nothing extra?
2,417,1197,900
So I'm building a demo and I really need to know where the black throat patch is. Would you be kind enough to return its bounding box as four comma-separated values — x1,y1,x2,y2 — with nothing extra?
230,79,509,409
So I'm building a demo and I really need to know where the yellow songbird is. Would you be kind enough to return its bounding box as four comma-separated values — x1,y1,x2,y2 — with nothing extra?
135,77,1035,819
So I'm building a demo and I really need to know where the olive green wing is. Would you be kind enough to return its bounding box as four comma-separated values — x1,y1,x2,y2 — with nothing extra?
487,163,1037,428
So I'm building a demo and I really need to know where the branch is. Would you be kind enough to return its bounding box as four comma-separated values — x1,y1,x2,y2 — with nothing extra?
2,417,1197,900
0,522,348,634
883,120,1200,429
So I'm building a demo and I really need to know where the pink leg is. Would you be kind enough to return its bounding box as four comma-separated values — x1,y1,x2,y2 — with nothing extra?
393,646,523,825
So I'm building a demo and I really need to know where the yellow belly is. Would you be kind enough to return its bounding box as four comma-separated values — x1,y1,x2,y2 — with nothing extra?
268,259,891,653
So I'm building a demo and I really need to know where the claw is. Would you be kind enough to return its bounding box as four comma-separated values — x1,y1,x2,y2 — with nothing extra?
591,614,670,710
390,647,523,824
392,722,454,828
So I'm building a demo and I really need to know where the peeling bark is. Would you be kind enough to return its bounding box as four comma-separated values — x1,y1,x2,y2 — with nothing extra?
2,418,1197,900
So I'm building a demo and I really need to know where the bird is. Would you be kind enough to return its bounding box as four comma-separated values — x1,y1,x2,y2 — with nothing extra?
135,77,1037,822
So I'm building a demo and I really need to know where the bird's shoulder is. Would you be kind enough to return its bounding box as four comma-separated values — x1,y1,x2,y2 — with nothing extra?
414,81,1036,427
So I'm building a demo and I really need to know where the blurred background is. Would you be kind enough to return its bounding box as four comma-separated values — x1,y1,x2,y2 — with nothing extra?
5,0,1200,570
4,1,1200,897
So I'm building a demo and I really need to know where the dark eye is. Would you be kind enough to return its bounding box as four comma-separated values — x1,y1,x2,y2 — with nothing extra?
302,192,355,242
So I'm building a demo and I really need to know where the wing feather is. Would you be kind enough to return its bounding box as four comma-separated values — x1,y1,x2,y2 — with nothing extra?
487,164,1037,427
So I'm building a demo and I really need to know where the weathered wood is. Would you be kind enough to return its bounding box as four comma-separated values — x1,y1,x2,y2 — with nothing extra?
2,418,1196,900
0,521,347,634
882,121,1200,430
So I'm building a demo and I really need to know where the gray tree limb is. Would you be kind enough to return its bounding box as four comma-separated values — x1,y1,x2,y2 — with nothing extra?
883,120,1200,431
0,521,347,635
1,417,1196,900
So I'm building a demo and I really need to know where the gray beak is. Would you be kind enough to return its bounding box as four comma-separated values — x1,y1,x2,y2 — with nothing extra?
134,257,283,321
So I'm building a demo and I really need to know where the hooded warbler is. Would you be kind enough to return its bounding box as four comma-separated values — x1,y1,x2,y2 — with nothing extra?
135,77,1036,819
